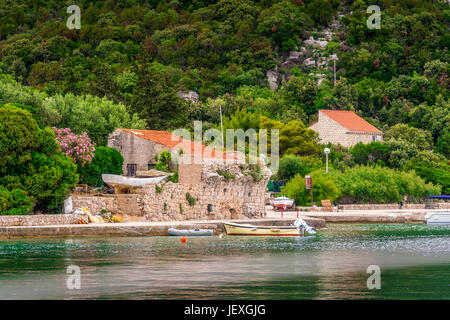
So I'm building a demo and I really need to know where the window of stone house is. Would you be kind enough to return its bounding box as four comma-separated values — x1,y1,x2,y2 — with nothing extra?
372,135,376,142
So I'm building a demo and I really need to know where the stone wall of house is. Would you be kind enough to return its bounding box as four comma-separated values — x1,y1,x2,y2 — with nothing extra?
108,130,171,175
178,163,203,184
0,213,85,227
309,111,383,147
71,163,271,221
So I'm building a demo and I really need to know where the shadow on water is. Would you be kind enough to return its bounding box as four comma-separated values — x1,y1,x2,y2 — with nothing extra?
0,224,449,299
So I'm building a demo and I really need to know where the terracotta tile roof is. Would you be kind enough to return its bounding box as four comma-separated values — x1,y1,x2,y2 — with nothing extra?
118,129,237,160
320,110,383,134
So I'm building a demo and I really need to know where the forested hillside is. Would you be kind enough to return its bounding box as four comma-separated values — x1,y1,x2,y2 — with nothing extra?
0,0,449,209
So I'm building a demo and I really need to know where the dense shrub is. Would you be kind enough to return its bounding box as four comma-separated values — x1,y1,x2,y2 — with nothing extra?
332,166,440,203
53,127,96,165
282,170,339,206
77,146,123,187
277,155,323,180
0,105,78,214
404,152,450,195
0,186,33,215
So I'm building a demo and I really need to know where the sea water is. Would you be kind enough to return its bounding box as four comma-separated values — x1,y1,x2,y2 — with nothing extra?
0,223,449,299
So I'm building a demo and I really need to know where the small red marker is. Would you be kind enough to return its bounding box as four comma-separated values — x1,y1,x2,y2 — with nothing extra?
181,236,186,243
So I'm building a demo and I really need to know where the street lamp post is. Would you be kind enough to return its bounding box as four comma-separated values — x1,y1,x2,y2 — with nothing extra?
324,148,330,173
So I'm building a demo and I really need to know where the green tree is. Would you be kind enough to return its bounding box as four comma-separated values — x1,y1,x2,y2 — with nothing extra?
307,0,334,25
260,116,321,156
332,165,440,203
77,147,124,187
42,93,146,146
282,170,339,206
277,155,323,180
0,105,78,214
131,62,188,130
384,123,433,151
350,142,389,166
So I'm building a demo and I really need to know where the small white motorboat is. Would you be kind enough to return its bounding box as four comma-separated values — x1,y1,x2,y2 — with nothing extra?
270,196,295,209
425,211,450,225
168,228,214,236
102,174,167,188
222,218,316,237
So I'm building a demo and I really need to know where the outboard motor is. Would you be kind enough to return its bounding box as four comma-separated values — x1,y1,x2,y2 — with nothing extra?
294,218,317,235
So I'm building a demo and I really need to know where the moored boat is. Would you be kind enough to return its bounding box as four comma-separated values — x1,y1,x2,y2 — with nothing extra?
222,219,316,237
168,228,214,236
270,196,295,209
425,211,450,225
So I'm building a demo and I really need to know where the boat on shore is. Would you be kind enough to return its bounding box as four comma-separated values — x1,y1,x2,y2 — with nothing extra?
269,196,295,209
222,219,316,237
425,211,450,225
102,174,167,188
168,228,214,236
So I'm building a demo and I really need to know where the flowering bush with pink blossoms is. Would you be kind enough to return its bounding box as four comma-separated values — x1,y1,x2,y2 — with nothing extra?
52,127,96,165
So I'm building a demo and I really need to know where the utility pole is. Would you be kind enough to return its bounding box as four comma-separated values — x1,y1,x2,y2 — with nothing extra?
333,59,336,86
331,54,339,86
219,105,224,148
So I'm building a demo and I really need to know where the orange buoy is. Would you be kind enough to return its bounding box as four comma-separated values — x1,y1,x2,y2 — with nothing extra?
181,236,187,243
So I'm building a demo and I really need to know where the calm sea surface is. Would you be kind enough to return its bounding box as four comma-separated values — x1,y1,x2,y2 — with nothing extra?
0,223,449,299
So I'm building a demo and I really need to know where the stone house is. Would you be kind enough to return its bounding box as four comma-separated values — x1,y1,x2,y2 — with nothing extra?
74,129,272,221
72,161,272,221
108,128,238,176
308,110,383,147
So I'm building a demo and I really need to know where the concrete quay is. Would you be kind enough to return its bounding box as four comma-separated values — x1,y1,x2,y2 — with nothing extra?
265,207,441,223
0,217,325,239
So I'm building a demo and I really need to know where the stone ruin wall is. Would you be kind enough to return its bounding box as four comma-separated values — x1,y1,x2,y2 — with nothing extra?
72,162,271,221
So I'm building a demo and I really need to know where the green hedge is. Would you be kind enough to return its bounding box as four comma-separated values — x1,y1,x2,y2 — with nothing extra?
0,186,33,215
332,166,441,204
282,166,441,206
282,170,339,206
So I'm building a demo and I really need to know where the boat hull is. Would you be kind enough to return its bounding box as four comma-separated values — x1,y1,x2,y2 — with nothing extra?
102,174,167,188
425,212,450,225
270,197,295,209
223,222,301,236
168,228,214,236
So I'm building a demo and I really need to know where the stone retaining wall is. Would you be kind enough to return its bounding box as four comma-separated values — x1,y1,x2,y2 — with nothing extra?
72,194,142,216
340,203,450,210
0,213,85,227
290,202,450,212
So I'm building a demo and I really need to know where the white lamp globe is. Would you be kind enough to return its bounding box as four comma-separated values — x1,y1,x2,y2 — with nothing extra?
324,148,330,154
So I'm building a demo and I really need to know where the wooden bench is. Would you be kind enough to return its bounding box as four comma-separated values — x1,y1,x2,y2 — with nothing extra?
321,199,333,212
